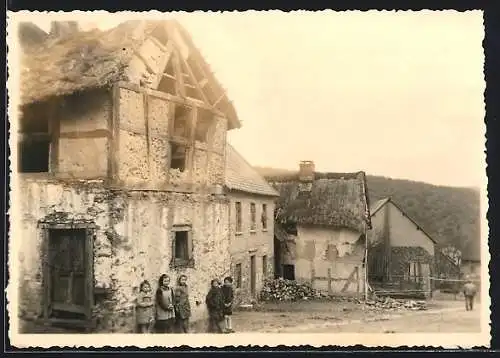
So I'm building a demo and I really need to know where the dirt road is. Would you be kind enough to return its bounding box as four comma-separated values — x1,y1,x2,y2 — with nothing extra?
234,300,481,333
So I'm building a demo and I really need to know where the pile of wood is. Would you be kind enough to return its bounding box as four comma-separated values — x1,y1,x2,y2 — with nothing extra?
260,278,316,302
365,296,427,311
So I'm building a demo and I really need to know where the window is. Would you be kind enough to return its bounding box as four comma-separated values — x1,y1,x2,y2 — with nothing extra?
250,203,256,231
235,202,242,233
172,105,192,138
169,142,187,172
262,255,268,278
18,104,51,173
408,262,420,282
261,204,268,230
171,226,194,268
195,108,214,143
235,263,242,288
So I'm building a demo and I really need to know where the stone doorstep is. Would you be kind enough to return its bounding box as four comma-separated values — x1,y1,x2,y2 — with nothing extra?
248,306,467,333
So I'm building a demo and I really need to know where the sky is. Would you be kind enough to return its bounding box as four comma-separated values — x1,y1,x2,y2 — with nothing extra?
29,11,485,188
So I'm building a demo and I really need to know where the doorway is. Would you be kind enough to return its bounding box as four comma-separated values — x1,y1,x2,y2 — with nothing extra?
250,255,256,296
44,228,92,321
274,237,282,278
283,264,295,281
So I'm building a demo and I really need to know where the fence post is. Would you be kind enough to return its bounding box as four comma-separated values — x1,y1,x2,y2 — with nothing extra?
327,268,332,296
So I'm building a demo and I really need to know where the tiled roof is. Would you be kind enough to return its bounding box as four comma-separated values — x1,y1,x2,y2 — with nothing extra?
225,144,279,197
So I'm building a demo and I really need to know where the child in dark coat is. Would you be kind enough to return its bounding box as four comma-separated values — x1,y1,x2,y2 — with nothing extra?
205,279,224,333
174,274,191,333
221,276,235,333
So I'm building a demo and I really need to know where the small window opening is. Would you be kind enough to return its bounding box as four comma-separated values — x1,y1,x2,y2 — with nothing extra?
235,202,242,233
261,204,268,230
235,263,242,288
174,231,189,261
169,142,187,172
172,105,191,138
18,105,51,173
195,108,214,142
18,139,50,173
250,203,257,231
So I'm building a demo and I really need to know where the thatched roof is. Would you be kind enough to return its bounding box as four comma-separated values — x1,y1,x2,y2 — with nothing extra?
225,144,279,197
19,20,240,129
267,171,372,232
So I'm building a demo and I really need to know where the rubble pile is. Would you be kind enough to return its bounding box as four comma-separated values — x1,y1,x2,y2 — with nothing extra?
365,296,427,311
260,278,316,302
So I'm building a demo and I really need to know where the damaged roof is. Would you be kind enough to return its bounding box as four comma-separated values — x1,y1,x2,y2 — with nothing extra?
266,171,372,232
225,144,279,197
19,20,240,129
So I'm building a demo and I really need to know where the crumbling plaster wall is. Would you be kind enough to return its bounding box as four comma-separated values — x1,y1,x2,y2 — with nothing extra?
228,193,275,304
57,89,112,178
295,226,365,294
16,177,231,332
116,87,227,189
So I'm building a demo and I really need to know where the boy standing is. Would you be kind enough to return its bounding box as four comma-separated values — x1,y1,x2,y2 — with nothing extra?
463,277,478,311
221,276,235,333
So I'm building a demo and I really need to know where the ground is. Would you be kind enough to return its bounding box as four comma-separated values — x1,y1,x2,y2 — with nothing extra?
19,295,481,334
232,298,481,333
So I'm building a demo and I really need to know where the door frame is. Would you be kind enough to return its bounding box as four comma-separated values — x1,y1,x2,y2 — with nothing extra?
250,254,256,296
38,221,95,323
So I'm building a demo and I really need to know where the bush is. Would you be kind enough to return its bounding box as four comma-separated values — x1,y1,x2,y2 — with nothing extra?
260,278,316,302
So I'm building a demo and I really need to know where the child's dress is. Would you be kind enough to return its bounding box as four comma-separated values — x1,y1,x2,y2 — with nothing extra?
136,291,154,331
221,285,234,316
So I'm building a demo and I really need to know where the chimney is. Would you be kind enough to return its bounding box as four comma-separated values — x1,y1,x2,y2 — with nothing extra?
299,160,315,182
50,21,79,39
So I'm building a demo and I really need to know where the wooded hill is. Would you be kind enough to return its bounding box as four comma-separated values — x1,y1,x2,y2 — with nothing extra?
255,166,481,261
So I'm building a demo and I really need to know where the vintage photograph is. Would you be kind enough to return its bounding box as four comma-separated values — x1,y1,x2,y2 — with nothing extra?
7,10,489,348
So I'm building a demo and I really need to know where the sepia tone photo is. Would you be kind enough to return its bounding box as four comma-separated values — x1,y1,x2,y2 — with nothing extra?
7,10,489,348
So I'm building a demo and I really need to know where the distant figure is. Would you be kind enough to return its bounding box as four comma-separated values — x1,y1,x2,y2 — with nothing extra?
221,276,235,333
174,274,192,333
463,277,478,311
155,274,176,333
135,280,154,333
205,279,224,333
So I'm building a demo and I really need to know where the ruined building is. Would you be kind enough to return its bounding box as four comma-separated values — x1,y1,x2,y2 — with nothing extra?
15,20,241,332
265,161,372,297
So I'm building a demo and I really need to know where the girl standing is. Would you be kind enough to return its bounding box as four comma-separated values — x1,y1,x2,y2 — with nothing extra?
135,280,154,333
221,276,235,333
155,274,176,333
205,279,224,333
174,274,192,333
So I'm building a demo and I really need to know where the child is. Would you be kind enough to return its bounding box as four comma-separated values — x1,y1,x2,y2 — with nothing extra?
221,276,235,333
174,274,191,333
463,277,478,311
155,274,176,333
135,280,154,333
205,279,224,333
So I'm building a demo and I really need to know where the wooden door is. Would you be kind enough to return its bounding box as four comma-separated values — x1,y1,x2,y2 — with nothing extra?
46,229,90,320
250,255,256,296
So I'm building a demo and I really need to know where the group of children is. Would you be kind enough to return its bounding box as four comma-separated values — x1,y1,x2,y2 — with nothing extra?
135,274,235,334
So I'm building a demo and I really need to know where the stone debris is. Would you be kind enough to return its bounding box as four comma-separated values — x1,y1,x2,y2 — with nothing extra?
365,296,427,311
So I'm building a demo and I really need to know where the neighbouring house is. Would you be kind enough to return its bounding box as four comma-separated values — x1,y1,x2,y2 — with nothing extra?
224,144,279,304
266,161,372,297
15,20,241,332
367,197,439,298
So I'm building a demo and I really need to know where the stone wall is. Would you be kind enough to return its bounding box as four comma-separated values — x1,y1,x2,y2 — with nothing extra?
228,192,275,304
15,177,230,332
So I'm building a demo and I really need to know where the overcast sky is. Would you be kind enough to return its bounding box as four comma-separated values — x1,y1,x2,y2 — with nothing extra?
30,11,485,188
